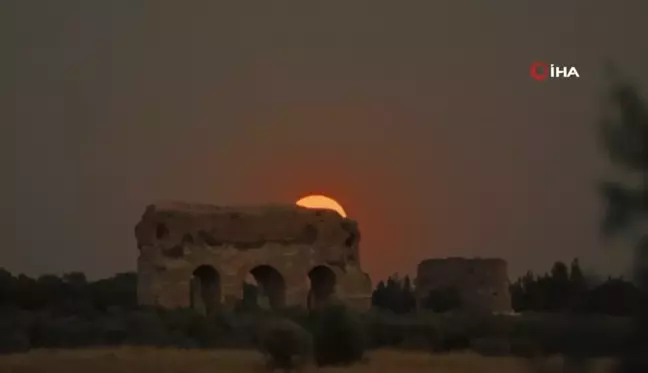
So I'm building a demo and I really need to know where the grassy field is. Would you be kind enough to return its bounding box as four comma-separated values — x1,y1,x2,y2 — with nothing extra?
0,348,616,373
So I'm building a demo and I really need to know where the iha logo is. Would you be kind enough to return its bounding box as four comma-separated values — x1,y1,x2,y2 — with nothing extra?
529,62,580,81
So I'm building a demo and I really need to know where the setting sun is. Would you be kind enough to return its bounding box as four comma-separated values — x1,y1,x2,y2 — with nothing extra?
296,195,347,218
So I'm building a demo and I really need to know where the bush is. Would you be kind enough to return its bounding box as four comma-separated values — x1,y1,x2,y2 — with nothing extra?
618,352,648,373
509,337,543,357
470,337,511,356
125,310,170,346
0,331,30,354
279,306,311,329
29,314,103,348
257,317,313,371
423,287,462,313
313,304,366,366
364,311,442,351
0,299,635,358
508,313,630,357
366,319,404,348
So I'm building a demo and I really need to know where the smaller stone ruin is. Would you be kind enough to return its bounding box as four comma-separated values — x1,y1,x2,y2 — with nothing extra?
415,257,512,314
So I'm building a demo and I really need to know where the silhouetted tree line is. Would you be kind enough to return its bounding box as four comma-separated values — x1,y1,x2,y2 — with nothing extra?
369,259,644,316
371,274,464,314
3,263,640,318
0,268,137,313
371,275,416,314
0,266,639,358
510,259,643,316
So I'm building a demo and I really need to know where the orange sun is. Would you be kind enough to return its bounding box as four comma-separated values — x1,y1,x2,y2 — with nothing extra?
296,195,347,218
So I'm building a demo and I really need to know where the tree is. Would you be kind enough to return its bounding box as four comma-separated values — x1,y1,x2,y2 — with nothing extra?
312,304,366,366
548,261,570,310
0,268,15,306
586,277,641,315
520,271,537,310
400,276,416,314
371,281,387,309
569,258,588,311
598,70,648,371
371,276,416,314
569,259,585,288
384,276,402,310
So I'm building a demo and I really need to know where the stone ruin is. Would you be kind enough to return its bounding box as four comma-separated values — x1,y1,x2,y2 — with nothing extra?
134,202,373,314
415,257,512,314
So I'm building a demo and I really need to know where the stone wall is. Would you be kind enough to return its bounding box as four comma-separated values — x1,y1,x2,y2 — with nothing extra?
415,257,512,313
135,202,372,312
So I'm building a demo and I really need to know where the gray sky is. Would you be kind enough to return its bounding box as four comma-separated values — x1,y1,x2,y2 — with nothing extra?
3,1,648,282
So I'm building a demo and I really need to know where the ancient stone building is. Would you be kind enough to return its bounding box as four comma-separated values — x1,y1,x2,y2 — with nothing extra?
415,258,512,314
134,202,372,313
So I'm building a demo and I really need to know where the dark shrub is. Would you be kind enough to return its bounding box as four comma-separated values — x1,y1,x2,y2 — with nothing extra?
439,331,471,351
158,308,243,348
125,310,169,345
509,337,543,357
423,287,462,313
29,314,102,348
190,315,226,348
0,331,30,354
366,319,403,348
471,337,511,356
97,316,128,345
399,323,438,350
509,314,630,357
279,306,311,329
435,317,471,351
618,352,648,373
313,304,366,366
257,317,313,371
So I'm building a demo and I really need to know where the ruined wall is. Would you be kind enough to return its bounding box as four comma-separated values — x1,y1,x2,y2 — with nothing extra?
415,258,512,313
135,202,372,311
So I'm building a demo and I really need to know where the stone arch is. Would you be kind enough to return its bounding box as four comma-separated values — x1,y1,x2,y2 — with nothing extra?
191,265,221,315
243,265,286,310
308,265,337,309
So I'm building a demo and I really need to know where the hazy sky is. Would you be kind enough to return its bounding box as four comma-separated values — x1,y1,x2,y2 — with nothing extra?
3,1,648,282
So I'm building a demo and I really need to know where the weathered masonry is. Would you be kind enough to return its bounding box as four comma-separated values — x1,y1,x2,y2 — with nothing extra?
415,257,512,314
135,202,372,314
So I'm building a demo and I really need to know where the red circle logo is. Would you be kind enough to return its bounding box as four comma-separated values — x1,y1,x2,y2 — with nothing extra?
530,62,549,81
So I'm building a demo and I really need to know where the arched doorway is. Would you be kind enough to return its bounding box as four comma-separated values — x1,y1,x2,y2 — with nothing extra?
191,265,220,315
242,265,286,310
308,265,337,309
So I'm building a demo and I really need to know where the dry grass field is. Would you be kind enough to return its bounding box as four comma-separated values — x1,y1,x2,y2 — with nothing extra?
0,348,616,373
